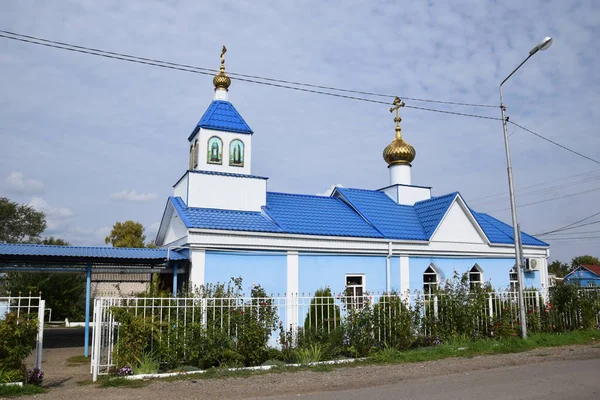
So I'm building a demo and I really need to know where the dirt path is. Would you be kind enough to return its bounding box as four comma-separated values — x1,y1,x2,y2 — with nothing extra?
20,339,600,400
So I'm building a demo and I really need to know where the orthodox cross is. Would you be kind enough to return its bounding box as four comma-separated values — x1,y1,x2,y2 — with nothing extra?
220,45,227,66
389,96,405,128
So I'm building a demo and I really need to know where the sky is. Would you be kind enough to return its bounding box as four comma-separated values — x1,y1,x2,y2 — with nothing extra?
1,0,599,264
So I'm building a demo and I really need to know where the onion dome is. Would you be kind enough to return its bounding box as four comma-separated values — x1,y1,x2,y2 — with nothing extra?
383,97,416,165
213,45,231,91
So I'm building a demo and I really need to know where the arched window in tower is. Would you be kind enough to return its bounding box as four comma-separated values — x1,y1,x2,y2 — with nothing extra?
423,264,439,293
193,139,199,169
509,266,518,292
229,139,244,167
469,264,483,289
189,144,194,170
207,136,223,164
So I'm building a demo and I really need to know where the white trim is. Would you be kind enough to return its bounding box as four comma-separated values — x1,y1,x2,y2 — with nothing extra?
345,273,366,297
286,251,299,331
189,249,205,290
400,256,410,295
469,263,484,287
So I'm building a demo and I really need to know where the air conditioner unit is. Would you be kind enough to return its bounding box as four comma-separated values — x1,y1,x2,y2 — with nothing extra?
525,258,541,271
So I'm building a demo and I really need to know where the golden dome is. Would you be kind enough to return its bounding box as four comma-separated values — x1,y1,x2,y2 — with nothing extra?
383,96,415,166
383,127,416,165
213,45,231,91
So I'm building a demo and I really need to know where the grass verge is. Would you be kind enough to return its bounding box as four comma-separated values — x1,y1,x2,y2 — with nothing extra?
0,384,46,397
97,377,148,388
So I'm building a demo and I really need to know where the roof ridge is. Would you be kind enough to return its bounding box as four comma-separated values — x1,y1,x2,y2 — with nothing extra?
414,191,458,206
267,191,338,199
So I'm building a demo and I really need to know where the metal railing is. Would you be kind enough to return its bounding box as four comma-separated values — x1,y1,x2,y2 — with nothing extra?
90,289,600,380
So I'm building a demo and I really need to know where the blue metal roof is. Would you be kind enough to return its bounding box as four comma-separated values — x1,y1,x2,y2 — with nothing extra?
168,188,547,247
263,192,384,238
0,243,187,262
334,188,427,240
414,192,457,237
470,211,548,247
170,197,281,233
189,100,253,140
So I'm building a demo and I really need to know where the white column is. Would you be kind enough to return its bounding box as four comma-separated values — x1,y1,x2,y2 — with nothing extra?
389,164,411,186
286,251,299,332
189,249,206,291
214,88,228,101
400,255,410,297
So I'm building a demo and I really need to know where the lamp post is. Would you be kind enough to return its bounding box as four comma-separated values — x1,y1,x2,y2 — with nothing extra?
500,36,553,339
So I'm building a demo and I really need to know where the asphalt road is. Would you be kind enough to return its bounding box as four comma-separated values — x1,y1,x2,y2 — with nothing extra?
267,358,600,400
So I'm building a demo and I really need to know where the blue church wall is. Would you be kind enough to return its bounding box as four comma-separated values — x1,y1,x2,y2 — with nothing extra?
204,251,287,295
564,269,600,287
298,254,388,295
408,257,540,292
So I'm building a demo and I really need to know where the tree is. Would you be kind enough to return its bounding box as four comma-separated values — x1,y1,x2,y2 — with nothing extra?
42,236,70,246
105,220,147,248
548,260,570,278
571,255,600,269
0,197,46,243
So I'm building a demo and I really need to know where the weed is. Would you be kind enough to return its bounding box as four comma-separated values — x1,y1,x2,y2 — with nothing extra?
133,352,160,375
0,384,46,397
295,344,322,364
98,377,147,388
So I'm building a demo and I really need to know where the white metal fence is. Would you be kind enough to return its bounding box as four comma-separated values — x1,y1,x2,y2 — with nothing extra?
0,295,46,370
90,290,582,380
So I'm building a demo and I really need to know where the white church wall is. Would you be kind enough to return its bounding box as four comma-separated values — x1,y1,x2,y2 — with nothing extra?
187,173,266,211
189,249,205,291
164,212,187,245
194,128,252,175
173,174,188,204
430,200,486,243
397,185,431,205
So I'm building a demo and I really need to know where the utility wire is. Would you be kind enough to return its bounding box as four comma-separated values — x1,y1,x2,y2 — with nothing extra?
4,30,599,165
509,120,600,165
471,175,600,207
541,230,600,236
487,187,600,212
534,212,600,236
542,236,600,241
0,30,498,109
469,168,600,203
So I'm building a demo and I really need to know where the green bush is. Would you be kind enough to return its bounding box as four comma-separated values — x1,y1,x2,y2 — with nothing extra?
373,293,415,350
304,288,340,332
0,313,38,374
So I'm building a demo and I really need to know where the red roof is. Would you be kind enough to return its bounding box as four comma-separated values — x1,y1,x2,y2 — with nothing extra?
582,264,600,276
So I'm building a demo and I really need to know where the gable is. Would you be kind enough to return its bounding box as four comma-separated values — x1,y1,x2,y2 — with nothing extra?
430,198,487,244
164,211,188,245
565,266,600,281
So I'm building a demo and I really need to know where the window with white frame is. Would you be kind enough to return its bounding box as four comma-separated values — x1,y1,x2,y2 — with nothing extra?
469,264,483,289
423,264,439,293
509,266,518,291
345,274,365,309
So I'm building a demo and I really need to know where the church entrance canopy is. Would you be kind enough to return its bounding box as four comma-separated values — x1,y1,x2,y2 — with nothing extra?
0,243,189,357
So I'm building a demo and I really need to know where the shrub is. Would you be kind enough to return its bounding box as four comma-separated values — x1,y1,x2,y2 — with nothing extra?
304,288,340,332
342,296,374,357
0,312,38,374
373,293,415,350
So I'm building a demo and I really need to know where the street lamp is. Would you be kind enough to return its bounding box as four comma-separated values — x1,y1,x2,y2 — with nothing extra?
500,36,553,339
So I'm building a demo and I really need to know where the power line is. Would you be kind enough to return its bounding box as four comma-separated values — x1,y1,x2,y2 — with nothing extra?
543,236,600,241
468,168,600,203
509,120,600,165
541,230,600,236
533,212,600,236
487,187,600,212
471,175,600,207
0,30,499,109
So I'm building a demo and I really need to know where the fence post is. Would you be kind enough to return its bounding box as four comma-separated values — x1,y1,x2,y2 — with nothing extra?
488,293,494,320
92,299,103,382
35,300,45,370
433,295,439,320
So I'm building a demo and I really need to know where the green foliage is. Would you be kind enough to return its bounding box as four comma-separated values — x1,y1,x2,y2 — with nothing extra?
342,296,375,357
373,293,415,350
304,288,340,332
111,308,160,368
0,383,46,397
571,255,599,269
133,352,160,375
41,236,69,246
0,313,38,374
105,220,147,248
0,197,46,244
0,368,23,383
548,260,570,278
545,284,600,331
294,344,322,364
5,272,86,320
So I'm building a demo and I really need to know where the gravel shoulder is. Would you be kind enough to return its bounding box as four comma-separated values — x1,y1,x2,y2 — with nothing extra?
20,342,600,400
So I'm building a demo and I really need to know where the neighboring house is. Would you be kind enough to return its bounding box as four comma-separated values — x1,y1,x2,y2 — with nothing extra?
564,265,600,287
154,51,551,298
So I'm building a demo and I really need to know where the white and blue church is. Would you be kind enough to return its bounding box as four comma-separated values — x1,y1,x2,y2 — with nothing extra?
155,50,550,297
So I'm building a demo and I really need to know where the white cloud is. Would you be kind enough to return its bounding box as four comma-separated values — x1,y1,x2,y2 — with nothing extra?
5,171,44,194
316,184,343,197
110,190,158,203
28,197,73,220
